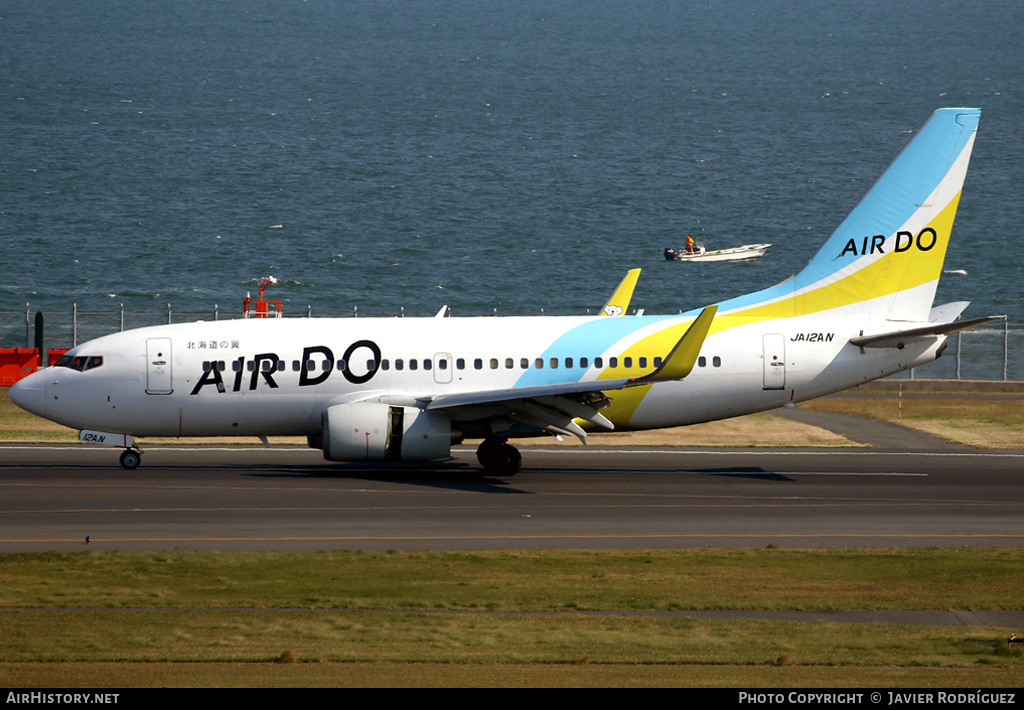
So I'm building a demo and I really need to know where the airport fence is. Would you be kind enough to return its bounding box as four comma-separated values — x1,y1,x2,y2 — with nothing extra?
1,303,1021,382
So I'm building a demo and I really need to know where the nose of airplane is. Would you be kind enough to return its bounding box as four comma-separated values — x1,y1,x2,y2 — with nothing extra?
9,371,47,418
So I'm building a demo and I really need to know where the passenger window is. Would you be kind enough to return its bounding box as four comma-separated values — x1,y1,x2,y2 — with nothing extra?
505,358,514,369
457,358,465,370
410,359,418,371
474,358,483,370
490,358,498,370
594,357,603,368
639,357,647,368
654,357,662,368
535,358,544,369
624,357,633,368
521,358,529,369
609,357,618,368
423,359,432,371
381,360,390,371
580,357,589,368
549,358,558,369
438,359,448,370
395,359,404,371
564,357,573,368
713,356,722,368
698,356,706,367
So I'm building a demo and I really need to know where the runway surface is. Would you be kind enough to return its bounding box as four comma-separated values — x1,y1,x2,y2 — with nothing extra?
2,441,1023,553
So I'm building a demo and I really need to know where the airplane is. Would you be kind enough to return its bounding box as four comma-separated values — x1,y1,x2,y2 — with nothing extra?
10,108,996,475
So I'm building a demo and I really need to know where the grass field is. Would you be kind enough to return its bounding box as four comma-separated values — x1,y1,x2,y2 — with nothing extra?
1,549,1023,687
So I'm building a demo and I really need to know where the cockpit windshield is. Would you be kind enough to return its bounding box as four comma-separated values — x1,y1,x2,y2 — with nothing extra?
53,354,104,372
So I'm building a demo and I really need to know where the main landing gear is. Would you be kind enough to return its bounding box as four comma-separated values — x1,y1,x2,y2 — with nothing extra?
476,438,522,476
119,447,142,470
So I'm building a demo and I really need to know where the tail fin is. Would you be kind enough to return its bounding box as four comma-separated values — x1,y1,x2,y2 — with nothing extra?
721,109,980,323
795,108,980,321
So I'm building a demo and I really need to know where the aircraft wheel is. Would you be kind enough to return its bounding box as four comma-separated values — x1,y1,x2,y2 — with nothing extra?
476,439,521,476
119,449,141,470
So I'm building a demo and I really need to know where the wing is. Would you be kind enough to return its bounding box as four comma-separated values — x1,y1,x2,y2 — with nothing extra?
419,306,717,442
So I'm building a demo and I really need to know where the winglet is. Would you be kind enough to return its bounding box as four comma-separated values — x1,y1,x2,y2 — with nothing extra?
600,269,641,316
628,305,717,385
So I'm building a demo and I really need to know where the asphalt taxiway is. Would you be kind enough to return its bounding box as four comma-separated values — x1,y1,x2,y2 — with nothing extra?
2,438,1022,553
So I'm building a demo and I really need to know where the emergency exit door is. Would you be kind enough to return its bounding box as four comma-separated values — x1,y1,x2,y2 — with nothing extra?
433,353,453,384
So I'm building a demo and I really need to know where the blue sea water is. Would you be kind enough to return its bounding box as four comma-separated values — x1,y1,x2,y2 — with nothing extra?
2,0,1022,376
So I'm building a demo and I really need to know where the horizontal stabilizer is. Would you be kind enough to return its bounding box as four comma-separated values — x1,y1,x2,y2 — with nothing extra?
849,315,1000,349
928,301,970,323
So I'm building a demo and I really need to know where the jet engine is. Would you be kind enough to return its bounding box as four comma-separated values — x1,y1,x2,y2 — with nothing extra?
319,402,451,463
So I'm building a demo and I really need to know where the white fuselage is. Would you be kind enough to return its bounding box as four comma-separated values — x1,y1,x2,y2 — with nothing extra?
14,309,943,440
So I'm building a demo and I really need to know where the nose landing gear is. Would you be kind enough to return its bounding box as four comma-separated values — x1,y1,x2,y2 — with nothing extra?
78,430,143,470
119,448,142,470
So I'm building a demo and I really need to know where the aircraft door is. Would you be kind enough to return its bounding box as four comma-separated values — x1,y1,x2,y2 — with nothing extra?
762,334,786,390
433,353,453,384
146,338,173,395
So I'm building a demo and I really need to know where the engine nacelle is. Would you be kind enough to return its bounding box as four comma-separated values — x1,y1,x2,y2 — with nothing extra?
320,402,451,462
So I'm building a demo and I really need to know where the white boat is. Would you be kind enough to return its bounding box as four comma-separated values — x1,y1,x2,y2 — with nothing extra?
664,242,771,262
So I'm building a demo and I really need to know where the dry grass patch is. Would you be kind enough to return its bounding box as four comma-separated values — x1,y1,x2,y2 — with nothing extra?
801,397,1024,449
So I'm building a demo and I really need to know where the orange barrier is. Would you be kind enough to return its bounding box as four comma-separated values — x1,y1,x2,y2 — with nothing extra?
0,348,39,386
0,348,71,385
